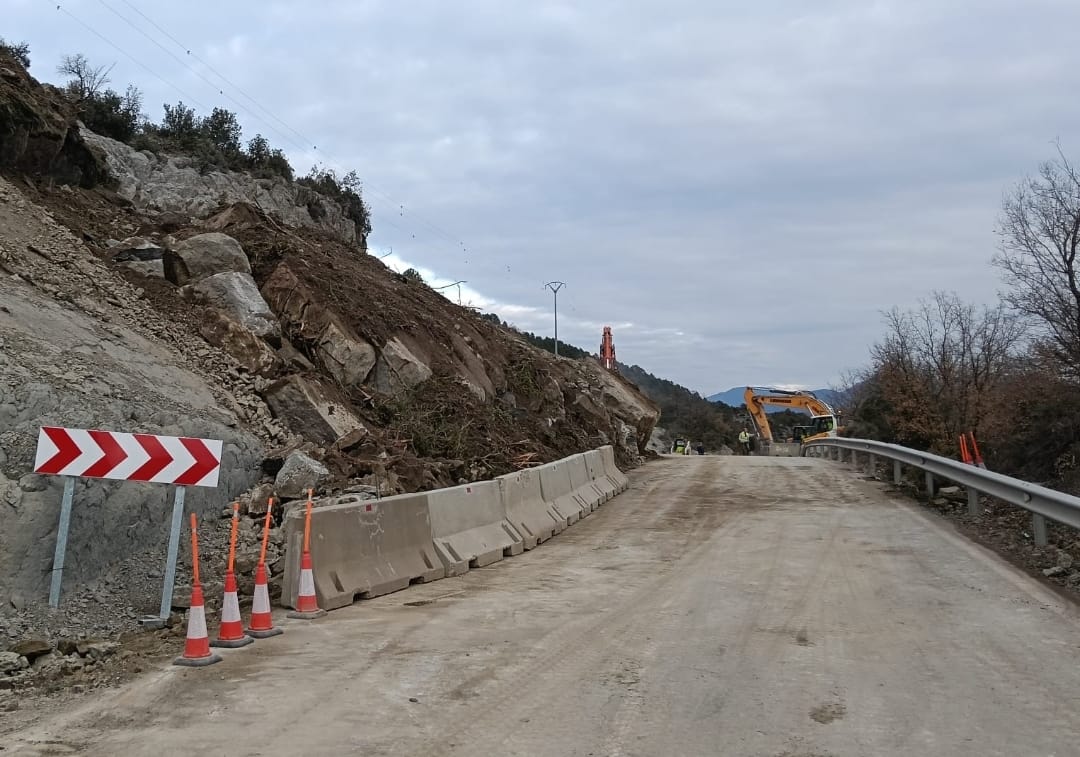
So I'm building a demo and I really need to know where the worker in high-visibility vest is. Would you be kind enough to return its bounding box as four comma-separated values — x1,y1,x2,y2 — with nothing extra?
738,429,751,455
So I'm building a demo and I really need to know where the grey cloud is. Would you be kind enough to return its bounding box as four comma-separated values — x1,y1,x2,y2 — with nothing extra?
10,0,1080,392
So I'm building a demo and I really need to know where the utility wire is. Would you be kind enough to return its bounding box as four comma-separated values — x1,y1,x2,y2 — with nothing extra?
55,3,211,111
115,0,313,148
108,0,471,258
55,1,522,314
64,1,463,260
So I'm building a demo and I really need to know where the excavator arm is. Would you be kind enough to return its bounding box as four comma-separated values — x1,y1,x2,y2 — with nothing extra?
743,387,839,444
743,387,776,442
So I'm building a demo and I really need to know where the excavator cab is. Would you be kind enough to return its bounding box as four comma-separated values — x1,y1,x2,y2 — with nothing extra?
799,415,836,443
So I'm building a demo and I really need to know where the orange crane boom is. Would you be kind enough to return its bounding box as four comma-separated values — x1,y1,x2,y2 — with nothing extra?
600,326,617,371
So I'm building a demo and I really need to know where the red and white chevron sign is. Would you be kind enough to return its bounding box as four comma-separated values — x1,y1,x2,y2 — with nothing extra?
33,427,223,488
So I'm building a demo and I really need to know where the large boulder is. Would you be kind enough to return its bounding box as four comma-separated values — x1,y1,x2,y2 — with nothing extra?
274,451,330,499
111,236,165,278
189,272,280,341
372,337,432,395
198,309,280,376
319,320,377,387
0,651,27,674
261,264,376,387
261,375,366,446
164,232,251,286
8,638,51,661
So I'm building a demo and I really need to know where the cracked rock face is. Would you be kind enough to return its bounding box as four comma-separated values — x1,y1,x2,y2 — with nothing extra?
372,338,433,395
188,271,280,341
80,128,359,244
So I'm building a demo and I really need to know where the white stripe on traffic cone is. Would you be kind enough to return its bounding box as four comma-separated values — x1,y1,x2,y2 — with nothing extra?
245,563,282,638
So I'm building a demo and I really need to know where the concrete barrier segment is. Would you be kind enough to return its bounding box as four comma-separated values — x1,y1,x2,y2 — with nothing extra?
539,460,588,525
584,450,618,502
497,468,561,549
599,445,629,493
282,492,444,611
566,453,603,512
427,480,525,575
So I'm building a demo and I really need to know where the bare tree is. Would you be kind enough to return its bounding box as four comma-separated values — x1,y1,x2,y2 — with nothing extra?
995,145,1080,380
57,53,114,102
869,291,1025,452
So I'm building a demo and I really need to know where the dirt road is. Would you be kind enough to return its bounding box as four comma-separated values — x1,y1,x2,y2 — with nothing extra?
8,456,1080,756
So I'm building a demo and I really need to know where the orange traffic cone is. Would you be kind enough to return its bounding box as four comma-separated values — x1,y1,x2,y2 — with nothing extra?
245,563,282,638
288,497,326,620
174,515,222,667
173,584,222,666
211,502,253,648
288,552,326,619
211,570,253,648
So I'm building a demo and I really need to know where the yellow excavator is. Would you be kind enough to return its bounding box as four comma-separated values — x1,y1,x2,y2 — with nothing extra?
743,387,840,444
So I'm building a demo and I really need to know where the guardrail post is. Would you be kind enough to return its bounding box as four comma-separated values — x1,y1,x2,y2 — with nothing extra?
833,447,840,462
866,454,876,477
893,460,902,485
1032,514,1048,546
967,488,981,517
925,471,935,501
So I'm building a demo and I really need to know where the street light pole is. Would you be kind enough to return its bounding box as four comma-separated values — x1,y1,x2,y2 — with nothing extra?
544,281,566,357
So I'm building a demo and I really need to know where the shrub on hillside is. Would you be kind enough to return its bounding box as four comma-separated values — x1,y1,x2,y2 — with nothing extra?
298,167,372,238
0,37,30,68
52,51,370,240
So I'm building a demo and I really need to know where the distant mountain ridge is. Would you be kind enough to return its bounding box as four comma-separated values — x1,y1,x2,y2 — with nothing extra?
707,386,841,410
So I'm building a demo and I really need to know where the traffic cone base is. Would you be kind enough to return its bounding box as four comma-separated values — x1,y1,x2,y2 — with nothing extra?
210,634,254,648
287,552,326,620
287,608,327,619
245,563,282,638
247,622,285,634
211,571,254,648
173,587,222,667
173,650,223,667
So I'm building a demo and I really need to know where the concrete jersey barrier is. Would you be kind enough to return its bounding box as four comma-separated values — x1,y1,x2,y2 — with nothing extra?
497,468,563,547
566,453,603,511
282,492,444,611
539,460,589,525
282,446,633,611
584,449,618,502
426,480,524,575
600,445,629,492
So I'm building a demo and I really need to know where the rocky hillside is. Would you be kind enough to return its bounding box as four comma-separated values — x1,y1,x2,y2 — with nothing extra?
0,51,659,640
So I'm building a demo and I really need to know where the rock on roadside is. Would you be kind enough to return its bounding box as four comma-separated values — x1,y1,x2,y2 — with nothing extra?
274,452,330,499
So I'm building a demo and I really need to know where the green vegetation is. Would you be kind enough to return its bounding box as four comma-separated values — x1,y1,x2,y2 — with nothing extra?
297,167,371,238
21,47,370,240
0,37,30,69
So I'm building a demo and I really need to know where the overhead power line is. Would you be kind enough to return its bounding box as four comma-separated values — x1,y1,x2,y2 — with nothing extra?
92,0,471,261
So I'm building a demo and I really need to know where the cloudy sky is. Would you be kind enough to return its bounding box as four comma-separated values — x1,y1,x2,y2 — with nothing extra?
7,0,1080,394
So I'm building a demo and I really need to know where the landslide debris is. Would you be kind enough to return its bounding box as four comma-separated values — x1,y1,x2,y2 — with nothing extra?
0,48,660,685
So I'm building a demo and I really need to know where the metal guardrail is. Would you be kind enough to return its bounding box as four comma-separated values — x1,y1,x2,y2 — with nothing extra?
803,437,1080,545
